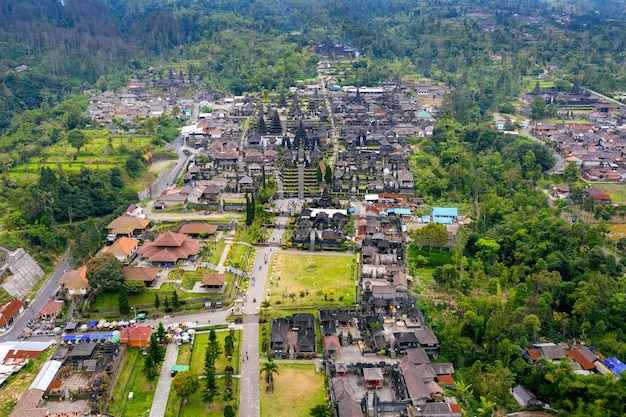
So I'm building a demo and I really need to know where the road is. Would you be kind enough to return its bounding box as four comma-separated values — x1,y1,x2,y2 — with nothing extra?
0,252,71,342
521,126,566,174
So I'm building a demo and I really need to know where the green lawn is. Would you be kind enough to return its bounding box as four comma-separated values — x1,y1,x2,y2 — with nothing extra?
210,239,227,266
109,348,158,417
179,269,219,290
92,287,205,311
165,328,242,417
225,243,256,271
8,129,170,186
260,363,327,417
267,253,357,307
591,183,626,204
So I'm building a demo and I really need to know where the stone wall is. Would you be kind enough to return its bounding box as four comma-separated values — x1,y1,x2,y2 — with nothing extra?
0,246,45,298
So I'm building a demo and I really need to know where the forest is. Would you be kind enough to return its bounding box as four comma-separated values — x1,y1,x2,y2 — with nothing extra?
2,0,626,415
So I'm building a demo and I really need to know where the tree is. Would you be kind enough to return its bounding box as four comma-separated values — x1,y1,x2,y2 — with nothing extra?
147,333,165,364
324,165,333,185
530,95,547,120
86,252,124,292
142,352,159,388
310,404,332,417
172,290,180,310
124,280,146,294
67,129,88,153
261,357,279,393
118,291,130,314
224,333,235,358
154,293,161,310
172,372,199,403
410,222,448,251
563,161,580,183
164,295,170,310
156,322,167,344
223,405,235,417
523,314,541,341
203,328,222,403
316,165,323,184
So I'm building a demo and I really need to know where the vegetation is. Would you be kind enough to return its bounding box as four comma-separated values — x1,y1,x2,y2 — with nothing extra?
260,363,326,417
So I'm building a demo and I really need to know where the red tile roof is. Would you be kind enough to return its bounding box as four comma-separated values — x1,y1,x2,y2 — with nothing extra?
567,349,596,370
179,222,218,235
39,301,63,316
437,374,455,386
0,300,24,326
202,273,227,286
123,266,159,282
137,232,201,263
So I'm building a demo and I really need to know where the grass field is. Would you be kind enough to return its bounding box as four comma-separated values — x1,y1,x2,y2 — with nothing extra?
260,363,327,417
164,328,242,417
210,239,227,266
8,129,173,186
92,287,205,311
109,347,157,417
267,253,356,307
592,183,626,204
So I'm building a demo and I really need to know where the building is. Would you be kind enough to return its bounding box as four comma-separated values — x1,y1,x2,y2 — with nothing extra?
137,232,201,266
0,299,25,329
59,266,90,296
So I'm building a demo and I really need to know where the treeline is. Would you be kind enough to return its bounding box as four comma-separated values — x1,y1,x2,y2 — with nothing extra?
408,118,626,415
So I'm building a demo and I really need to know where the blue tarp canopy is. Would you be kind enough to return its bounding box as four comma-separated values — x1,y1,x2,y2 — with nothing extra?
88,320,99,327
604,357,626,376
63,333,113,342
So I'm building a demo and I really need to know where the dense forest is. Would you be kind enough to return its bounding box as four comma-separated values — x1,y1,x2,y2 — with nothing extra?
3,0,626,134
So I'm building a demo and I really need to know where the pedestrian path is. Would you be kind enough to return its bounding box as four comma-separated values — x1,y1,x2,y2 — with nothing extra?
216,231,235,273
149,343,179,417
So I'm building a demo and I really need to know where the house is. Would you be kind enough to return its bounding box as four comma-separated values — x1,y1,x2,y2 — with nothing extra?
323,335,341,357
106,216,150,240
39,300,64,320
363,367,383,389
120,326,152,347
68,342,97,365
270,318,289,358
122,266,160,287
59,266,90,296
401,362,431,405
416,328,439,355
0,300,25,329
432,207,458,224
297,328,316,357
421,402,462,417
511,384,541,407
201,273,227,292
103,237,138,264
179,222,218,238
137,232,201,265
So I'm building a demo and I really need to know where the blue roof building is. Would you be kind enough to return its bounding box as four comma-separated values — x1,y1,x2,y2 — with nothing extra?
432,207,458,223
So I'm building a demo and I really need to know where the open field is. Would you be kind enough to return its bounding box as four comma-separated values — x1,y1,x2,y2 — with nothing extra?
592,183,626,204
164,329,241,417
109,348,157,417
7,129,175,186
92,287,207,311
210,239,227,266
267,253,356,306
259,363,327,417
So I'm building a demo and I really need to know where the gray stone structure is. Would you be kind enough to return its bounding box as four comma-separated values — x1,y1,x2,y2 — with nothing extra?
0,246,45,298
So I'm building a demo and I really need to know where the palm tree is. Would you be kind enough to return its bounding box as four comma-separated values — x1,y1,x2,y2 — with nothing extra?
477,396,496,417
261,357,279,394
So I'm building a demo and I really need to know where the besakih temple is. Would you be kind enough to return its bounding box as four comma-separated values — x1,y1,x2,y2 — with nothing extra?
522,79,610,110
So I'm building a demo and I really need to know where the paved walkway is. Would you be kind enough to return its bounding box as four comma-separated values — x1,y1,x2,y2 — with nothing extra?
238,214,288,417
149,343,179,417
239,316,260,417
